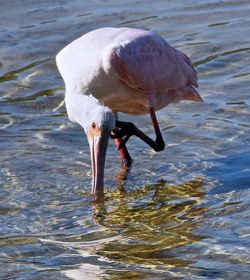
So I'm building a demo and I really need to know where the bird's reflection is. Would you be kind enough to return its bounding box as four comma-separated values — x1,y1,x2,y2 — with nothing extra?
115,163,132,193
91,162,131,204
91,178,208,269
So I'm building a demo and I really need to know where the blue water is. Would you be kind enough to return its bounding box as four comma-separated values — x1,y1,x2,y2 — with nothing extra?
0,0,250,279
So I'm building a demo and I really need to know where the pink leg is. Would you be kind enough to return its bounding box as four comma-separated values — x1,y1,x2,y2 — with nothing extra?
149,107,164,147
114,138,133,167
113,113,133,167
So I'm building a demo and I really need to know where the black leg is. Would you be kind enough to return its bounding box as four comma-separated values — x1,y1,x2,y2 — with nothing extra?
111,108,165,152
112,112,133,166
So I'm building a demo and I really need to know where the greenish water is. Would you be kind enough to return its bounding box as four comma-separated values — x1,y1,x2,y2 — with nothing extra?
0,0,250,279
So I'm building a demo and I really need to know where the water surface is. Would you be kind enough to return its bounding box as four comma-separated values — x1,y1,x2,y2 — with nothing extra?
0,0,250,279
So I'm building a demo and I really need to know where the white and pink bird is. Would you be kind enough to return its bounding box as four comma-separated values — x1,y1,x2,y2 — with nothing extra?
56,27,202,194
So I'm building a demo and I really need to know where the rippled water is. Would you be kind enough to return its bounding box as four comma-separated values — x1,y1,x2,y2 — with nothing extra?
1,1,250,279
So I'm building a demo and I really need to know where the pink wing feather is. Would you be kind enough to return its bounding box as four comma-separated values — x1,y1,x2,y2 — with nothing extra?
110,32,199,98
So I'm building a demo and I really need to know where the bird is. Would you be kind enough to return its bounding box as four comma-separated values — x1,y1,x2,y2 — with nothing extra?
56,27,202,194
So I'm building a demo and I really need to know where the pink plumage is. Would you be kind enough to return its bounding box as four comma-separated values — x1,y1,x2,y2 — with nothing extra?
56,27,203,194
108,28,202,112
110,30,197,91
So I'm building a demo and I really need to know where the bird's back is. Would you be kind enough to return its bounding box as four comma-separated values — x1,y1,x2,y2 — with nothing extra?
56,27,201,115
56,27,142,91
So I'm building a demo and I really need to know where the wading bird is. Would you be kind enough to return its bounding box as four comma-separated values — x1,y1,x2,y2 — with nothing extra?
56,27,202,194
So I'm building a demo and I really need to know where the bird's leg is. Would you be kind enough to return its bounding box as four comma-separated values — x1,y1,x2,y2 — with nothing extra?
112,112,133,167
149,107,165,151
114,138,133,167
111,107,165,152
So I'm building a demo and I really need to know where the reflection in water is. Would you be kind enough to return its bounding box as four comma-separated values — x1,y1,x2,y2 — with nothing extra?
61,179,207,279
115,164,132,193
92,179,207,269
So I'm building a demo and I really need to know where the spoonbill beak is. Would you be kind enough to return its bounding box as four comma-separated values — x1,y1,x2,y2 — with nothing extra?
86,125,110,194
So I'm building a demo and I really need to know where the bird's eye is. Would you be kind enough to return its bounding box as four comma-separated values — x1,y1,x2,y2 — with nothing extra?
92,122,96,129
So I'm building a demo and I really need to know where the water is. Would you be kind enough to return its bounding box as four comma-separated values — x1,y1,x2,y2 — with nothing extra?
1,0,250,279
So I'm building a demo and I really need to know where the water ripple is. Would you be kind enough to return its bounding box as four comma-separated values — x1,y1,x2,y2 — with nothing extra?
1,0,250,279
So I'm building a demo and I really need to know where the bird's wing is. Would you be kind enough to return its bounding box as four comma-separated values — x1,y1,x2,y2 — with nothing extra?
109,33,198,94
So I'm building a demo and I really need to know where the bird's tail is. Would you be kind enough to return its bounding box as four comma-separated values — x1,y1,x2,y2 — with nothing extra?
178,84,203,102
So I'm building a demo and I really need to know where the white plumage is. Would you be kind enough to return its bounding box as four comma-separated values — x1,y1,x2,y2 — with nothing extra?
56,27,202,194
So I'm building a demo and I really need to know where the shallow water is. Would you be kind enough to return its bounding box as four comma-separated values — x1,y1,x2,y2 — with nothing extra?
1,0,250,279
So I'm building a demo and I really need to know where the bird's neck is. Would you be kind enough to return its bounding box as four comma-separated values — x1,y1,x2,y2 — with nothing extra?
65,91,98,122
65,90,114,131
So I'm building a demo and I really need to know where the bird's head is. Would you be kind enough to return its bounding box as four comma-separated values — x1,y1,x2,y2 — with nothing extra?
82,106,115,194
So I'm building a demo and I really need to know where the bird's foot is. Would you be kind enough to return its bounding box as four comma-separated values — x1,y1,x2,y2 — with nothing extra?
111,121,137,150
111,120,165,152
